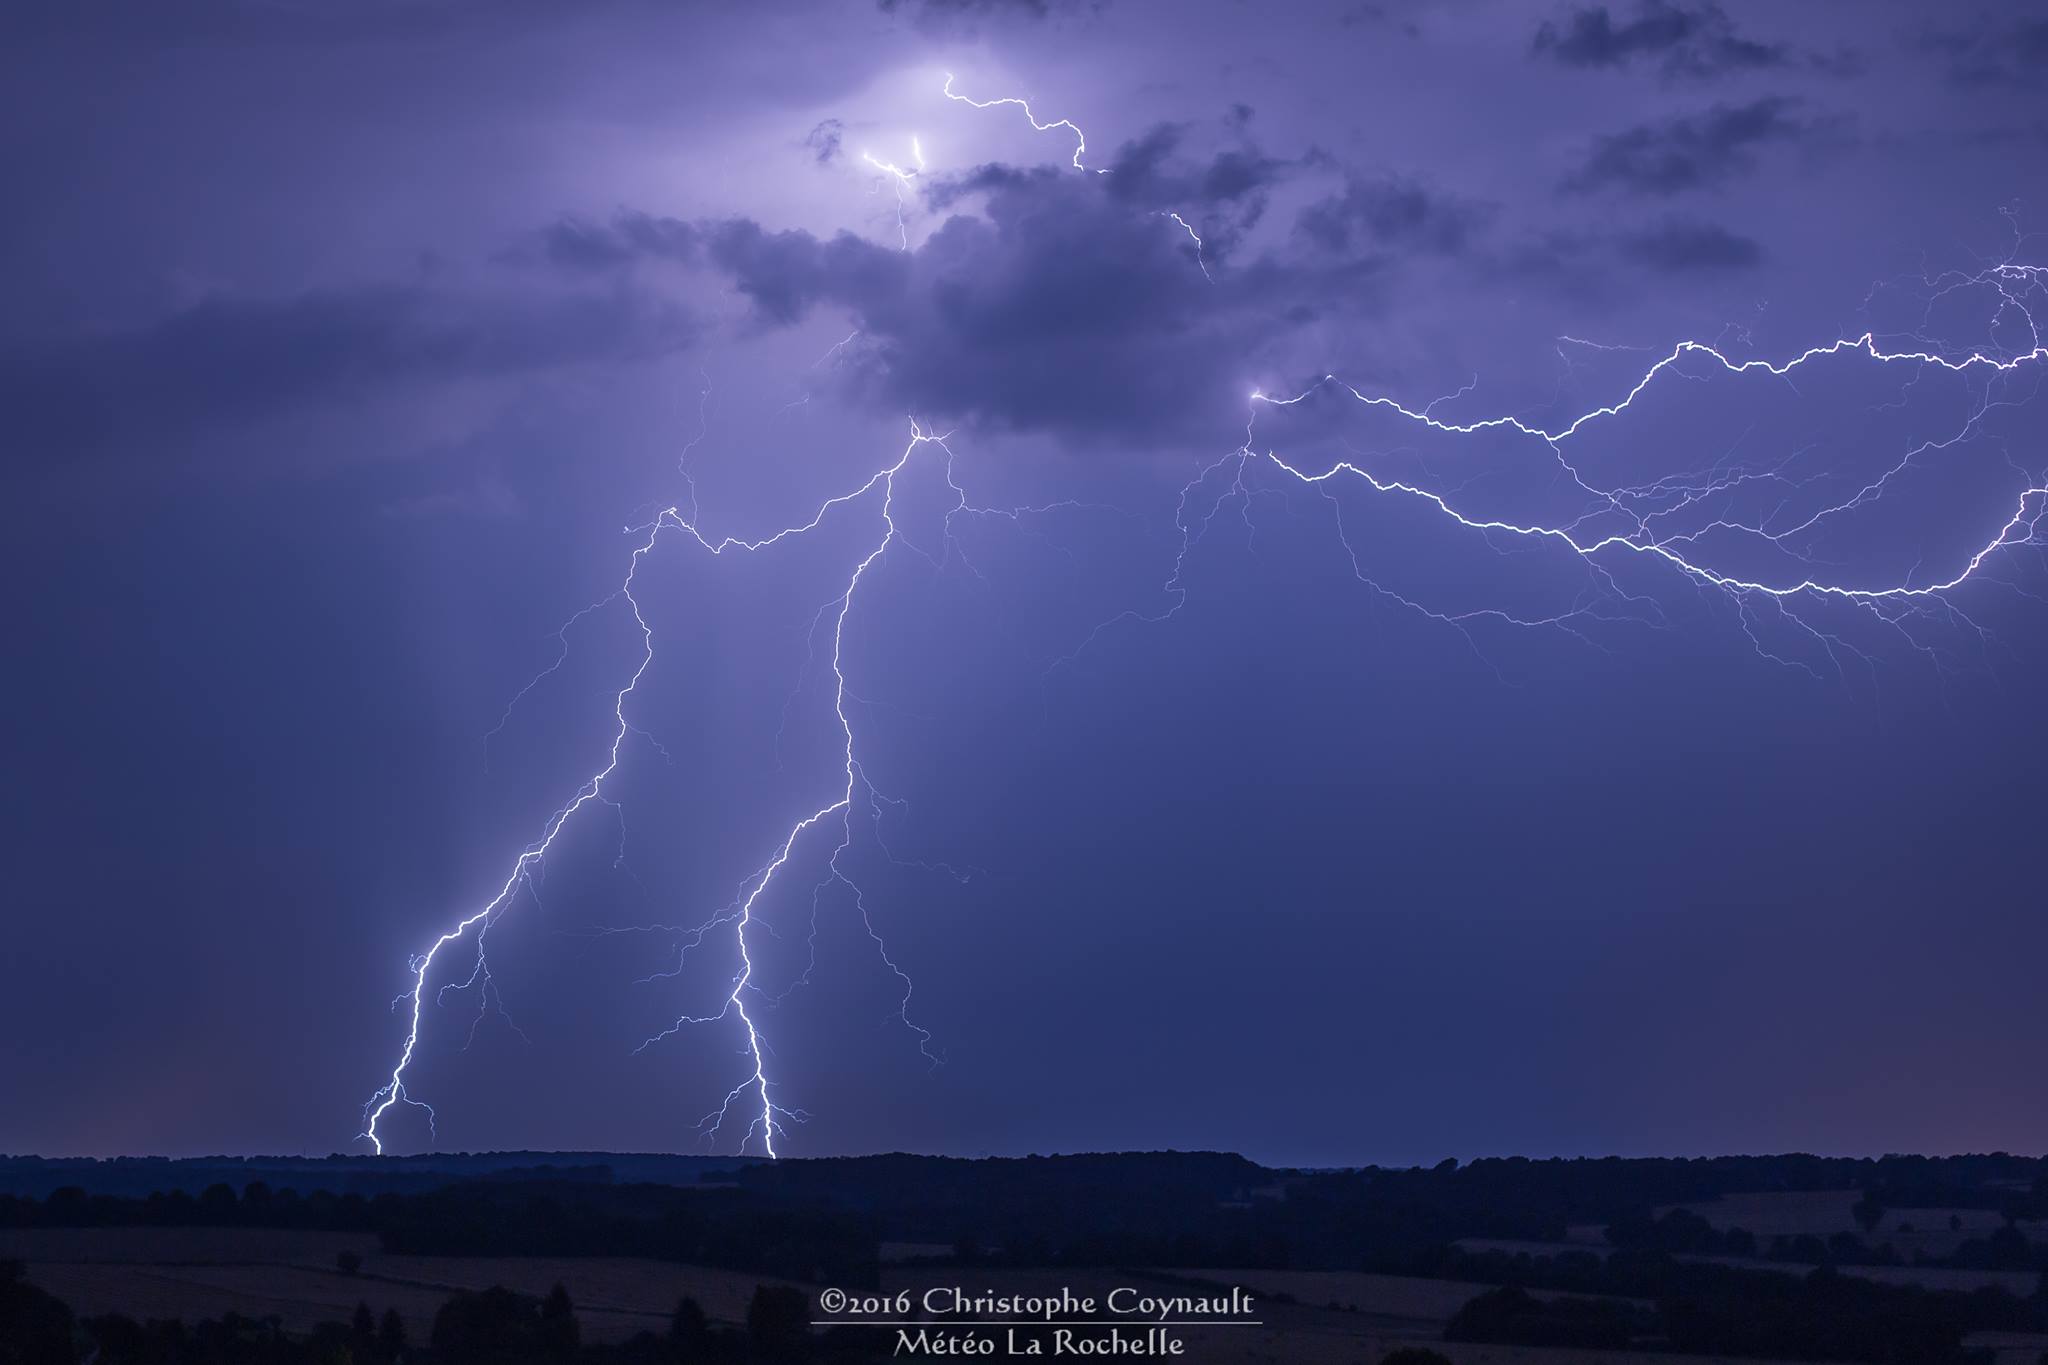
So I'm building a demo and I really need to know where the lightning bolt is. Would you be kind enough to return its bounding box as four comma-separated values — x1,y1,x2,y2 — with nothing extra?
943,72,1103,174
943,71,1211,279
361,513,674,1153
362,417,1020,1155
1241,261,2045,668
1164,212,1212,282
1252,326,2046,605
360,77,2047,1158
862,147,921,251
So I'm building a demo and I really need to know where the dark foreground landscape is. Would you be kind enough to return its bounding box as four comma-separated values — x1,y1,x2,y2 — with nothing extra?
6,1152,2048,1364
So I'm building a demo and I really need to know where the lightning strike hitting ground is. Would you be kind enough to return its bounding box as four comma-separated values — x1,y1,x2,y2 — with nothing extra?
364,421,1007,1155
361,515,673,1153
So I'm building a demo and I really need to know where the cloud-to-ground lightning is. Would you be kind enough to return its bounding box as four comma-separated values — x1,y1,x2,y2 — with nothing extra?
362,514,673,1152
362,76,2047,1157
364,416,1005,1155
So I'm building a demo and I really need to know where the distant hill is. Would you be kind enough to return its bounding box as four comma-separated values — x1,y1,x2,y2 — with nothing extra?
0,1151,763,1199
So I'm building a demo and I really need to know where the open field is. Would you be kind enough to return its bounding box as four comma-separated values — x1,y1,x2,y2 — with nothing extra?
1963,1330,2048,1365
6,1226,814,1346
1457,1234,2042,1297
24,1261,460,1345
1149,1266,1648,1317
0,1218,1983,1365
876,1265,1816,1365
0,1226,378,1264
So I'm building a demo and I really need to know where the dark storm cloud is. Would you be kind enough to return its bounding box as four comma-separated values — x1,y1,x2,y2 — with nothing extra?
1338,3,1423,38
1617,217,1763,270
1103,124,1291,213
0,0,635,47
805,118,848,165
1963,120,2048,151
880,0,1045,9
701,218,911,327
496,109,1421,444
875,0,1053,18
1563,96,1816,195
703,172,1242,438
1485,213,1762,300
543,213,702,271
2,281,695,456
1531,0,1787,79
1295,174,1497,256
535,111,1770,444
551,159,1399,442
1919,16,2048,87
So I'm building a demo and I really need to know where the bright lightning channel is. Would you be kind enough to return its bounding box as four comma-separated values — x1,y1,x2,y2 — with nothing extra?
363,418,1019,1156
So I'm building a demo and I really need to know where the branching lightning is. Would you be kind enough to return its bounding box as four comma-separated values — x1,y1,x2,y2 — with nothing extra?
360,75,2048,1157
362,513,673,1153
1255,326,2046,604
363,413,1033,1155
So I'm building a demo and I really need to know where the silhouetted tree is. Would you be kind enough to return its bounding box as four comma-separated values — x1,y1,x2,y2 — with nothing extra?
432,1285,548,1364
539,1282,580,1358
670,1295,711,1354
1852,1191,1885,1235
42,1188,88,1225
379,1305,408,1356
82,1314,150,1362
337,1249,363,1275
0,1265,76,1365
1990,1223,2032,1267
1446,1286,1635,1350
747,1284,808,1358
198,1182,238,1220
352,1299,376,1342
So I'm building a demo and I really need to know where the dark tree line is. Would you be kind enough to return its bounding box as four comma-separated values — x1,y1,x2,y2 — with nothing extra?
0,1180,876,1287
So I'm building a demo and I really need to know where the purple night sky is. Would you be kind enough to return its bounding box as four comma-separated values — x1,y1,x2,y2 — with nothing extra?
5,0,2048,1167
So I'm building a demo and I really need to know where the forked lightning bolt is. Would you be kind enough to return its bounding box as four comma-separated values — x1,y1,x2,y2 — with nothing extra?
364,421,996,1155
